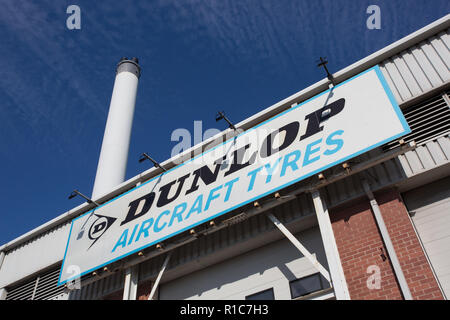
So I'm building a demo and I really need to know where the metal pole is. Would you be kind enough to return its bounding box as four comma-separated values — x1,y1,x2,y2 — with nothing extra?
148,252,172,300
92,57,141,199
362,180,413,300
122,265,139,300
267,213,331,282
312,190,351,300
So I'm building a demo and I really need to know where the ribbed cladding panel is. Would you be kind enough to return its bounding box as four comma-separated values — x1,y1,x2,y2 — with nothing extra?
6,265,67,300
385,93,450,148
385,92,450,176
4,277,35,300
380,28,450,104
33,268,67,300
68,269,125,300
398,133,450,176
0,221,71,288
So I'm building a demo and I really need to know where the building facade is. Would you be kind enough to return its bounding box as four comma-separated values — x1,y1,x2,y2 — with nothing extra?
0,15,449,301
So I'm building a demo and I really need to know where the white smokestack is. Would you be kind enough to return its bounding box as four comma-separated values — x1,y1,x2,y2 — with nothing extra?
92,57,141,199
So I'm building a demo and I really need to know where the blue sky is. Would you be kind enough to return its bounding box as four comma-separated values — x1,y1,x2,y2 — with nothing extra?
0,1,448,245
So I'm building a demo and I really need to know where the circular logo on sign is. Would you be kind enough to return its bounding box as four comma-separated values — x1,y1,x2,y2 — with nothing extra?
85,214,116,250
88,216,109,240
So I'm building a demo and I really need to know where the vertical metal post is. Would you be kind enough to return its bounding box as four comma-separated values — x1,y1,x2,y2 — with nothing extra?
148,252,172,300
267,213,331,282
123,265,139,300
362,180,413,300
312,190,351,300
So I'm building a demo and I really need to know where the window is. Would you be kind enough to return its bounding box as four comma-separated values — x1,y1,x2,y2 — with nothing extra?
245,288,275,300
289,273,330,299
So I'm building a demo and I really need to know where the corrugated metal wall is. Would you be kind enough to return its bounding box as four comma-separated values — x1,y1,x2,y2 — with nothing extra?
399,134,450,177
0,221,70,288
380,28,450,104
396,93,450,176
382,91,450,177
6,265,67,300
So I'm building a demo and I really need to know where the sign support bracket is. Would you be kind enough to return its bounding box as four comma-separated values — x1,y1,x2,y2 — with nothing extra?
148,251,172,300
267,213,331,282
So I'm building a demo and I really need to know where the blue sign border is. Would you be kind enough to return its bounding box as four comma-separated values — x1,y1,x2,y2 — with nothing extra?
58,65,410,286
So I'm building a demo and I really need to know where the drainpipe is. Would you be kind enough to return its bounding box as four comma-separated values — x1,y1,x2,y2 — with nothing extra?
362,180,413,300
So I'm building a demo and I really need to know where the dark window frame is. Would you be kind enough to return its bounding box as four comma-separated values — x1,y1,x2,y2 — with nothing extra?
289,273,329,299
245,287,275,300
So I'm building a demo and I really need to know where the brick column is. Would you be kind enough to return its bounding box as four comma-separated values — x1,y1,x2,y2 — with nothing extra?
330,189,443,300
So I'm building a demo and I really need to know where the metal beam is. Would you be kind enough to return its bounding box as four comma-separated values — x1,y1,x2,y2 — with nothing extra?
312,190,351,300
148,252,172,300
122,265,138,300
362,180,413,300
268,213,331,282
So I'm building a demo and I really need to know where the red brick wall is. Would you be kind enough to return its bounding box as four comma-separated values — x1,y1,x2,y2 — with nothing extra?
330,189,443,300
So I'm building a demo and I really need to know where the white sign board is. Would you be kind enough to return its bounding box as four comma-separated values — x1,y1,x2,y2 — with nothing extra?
59,66,410,285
